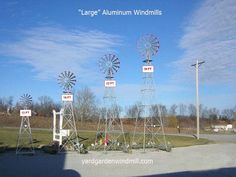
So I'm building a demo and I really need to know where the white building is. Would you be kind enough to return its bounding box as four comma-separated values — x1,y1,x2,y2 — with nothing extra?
212,124,233,132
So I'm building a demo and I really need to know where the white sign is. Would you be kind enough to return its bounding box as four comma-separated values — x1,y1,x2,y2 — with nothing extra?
142,66,154,73
20,110,32,117
62,94,73,101
105,80,116,87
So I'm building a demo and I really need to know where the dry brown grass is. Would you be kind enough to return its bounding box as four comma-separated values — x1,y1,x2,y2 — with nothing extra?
0,114,220,135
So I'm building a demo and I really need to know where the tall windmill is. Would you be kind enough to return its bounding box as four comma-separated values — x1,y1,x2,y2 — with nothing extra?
16,94,34,154
132,34,169,152
95,54,127,152
53,71,79,152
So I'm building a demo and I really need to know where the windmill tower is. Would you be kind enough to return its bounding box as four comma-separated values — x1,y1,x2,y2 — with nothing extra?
132,34,168,152
16,94,35,155
95,54,127,152
53,71,79,152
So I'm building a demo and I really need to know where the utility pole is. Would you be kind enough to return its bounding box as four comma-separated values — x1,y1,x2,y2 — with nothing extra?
191,60,205,140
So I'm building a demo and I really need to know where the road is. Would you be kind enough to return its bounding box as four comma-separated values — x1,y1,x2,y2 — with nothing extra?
200,134,236,143
167,133,236,143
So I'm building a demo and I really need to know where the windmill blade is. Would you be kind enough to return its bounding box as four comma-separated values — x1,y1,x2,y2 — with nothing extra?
58,71,76,92
113,61,120,65
70,72,74,79
68,83,73,88
111,54,116,61
68,71,72,77
112,58,119,64
112,66,118,72
61,71,66,78
20,94,32,108
99,54,120,78
113,61,120,67
137,34,160,59
105,55,109,62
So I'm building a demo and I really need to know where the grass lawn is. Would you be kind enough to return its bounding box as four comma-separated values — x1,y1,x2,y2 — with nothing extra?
0,127,210,149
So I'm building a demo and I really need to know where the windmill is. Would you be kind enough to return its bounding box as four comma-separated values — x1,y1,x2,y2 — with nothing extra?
52,71,79,152
95,54,127,152
16,94,35,154
132,34,169,152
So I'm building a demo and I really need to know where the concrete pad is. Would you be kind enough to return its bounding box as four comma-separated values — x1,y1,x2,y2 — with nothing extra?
0,144,236,177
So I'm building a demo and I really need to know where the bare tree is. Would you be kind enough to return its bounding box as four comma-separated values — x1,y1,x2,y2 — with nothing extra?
188,104,196,117
6,96,13,115
158,104,168,118
75,87,98,122
178,103,187,116
98,107,106,120
208,107,219,120
34,96,57,117
199,104,203,118
0,96,13,113
126,102,142,119
169,104,177,116
221,108,235,119
233,106,236,118
201,106,209,118
109,104,122,119
150,104,168,125
0,98,6,112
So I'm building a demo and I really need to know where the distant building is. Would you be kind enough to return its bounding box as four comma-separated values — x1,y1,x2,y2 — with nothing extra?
212,124,233,132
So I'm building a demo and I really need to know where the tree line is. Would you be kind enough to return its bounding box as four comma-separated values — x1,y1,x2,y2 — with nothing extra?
0,87,236,121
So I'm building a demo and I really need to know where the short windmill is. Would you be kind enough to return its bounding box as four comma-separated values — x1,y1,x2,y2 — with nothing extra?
16,94,35,154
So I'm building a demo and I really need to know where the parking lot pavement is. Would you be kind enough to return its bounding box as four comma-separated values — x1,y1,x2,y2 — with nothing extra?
0,143,236,177
65,143,236,177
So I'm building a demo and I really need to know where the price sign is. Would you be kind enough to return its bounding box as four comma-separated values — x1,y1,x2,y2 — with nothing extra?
143,66,154,73
105,80,116,87
20,110,32,117
62,94,73,101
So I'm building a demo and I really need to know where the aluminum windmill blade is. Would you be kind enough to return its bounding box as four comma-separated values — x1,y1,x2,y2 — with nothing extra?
99,54,120,78
58,71,76,92
20,94,32,108
137,34,160,59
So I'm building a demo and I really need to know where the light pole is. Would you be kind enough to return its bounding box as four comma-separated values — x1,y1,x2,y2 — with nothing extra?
191,60,205,140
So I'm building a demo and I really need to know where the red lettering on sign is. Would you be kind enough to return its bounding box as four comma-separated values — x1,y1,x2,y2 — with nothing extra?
63,96,71,99
106,82,114,85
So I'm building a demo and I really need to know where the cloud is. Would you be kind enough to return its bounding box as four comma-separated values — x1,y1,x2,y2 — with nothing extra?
172,0,236,85
0,26,122,83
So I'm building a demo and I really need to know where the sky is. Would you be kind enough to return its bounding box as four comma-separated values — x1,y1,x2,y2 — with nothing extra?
0,0,235,110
